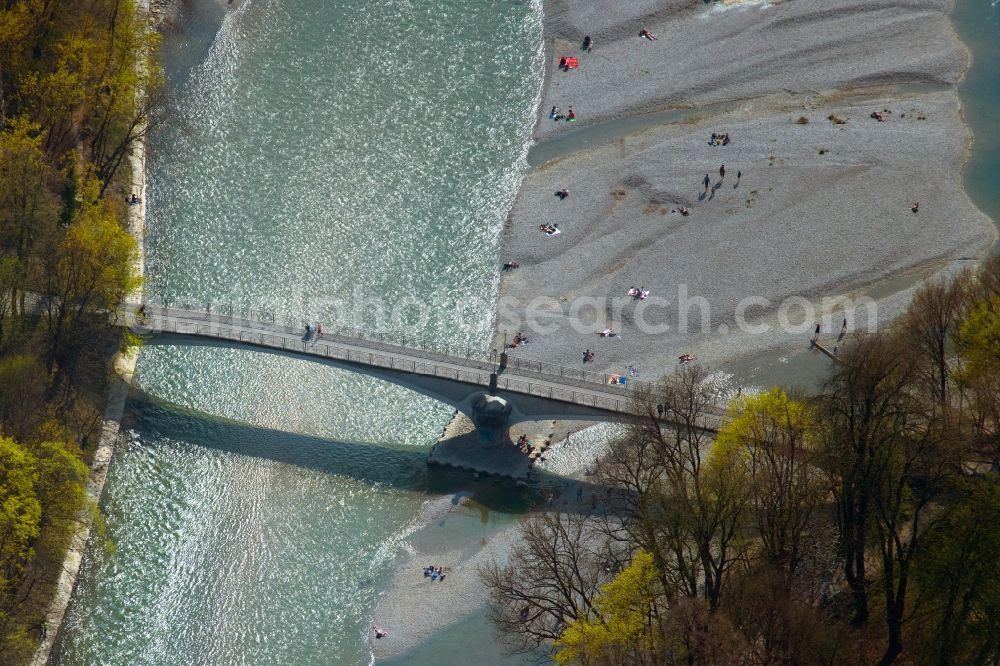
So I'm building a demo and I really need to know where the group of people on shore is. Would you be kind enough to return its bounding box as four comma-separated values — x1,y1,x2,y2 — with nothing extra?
549,105,576,122
709,132,731,146
627,286,650,300
703,164,741,190
507,331,529,348
423,565,448,581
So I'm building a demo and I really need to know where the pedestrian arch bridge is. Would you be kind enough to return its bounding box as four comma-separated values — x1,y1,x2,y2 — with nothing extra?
121,305,722,436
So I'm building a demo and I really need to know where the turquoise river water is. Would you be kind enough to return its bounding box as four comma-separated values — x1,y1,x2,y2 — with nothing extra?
55,0,543,664
53,0,999,665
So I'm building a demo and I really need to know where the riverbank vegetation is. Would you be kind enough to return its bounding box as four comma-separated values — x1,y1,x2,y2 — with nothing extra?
483,256,1000,665
0,0,155,661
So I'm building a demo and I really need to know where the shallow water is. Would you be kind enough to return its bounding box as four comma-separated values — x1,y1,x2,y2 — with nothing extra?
54,0,543,664
953,0,1000,234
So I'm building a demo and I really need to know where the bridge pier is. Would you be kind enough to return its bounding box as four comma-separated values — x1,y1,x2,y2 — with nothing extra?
471,393,512,441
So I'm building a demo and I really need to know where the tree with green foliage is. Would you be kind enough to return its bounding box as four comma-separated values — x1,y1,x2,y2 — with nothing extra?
0,116,59,314
0,0,153,659
959,296,1000,379
0,438,41,602
555,550,661,666
43,174,141,385
715,388,824,579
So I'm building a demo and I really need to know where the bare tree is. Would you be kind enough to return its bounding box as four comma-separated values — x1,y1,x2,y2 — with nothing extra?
661,597,749,666
900,274,971,411
601,366,749,610
479,511,610,654
816,331,916,627
869,402,955,666
726,390,826,580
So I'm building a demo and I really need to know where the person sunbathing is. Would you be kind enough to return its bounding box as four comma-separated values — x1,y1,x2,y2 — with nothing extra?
639,29,657,40
599,328,617,337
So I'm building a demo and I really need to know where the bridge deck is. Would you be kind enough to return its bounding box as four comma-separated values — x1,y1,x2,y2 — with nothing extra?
123,306,683,417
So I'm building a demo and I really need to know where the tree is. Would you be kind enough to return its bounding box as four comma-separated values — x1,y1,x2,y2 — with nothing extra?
660,597,747,666
958,296,1000,380
956,296,1000,453
480,512,610,654
554,550,661,666
601,366,749,610
901,274,970,410
816,331,916,627
714,388,824,580
82,0,163,194
868,405,951,665
723,562,842,665
42,174,141,383
0,438,40,601
32,441,87,535
0,116,59,313
910,478,1000,665
0,355,47,440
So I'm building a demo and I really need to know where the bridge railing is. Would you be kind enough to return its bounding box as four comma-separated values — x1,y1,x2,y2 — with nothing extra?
122,311,651,412
133,302,498,363
128,305,657,393
123,306,727,413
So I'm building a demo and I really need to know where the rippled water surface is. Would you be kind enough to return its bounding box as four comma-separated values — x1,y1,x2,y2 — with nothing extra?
55,0,542,664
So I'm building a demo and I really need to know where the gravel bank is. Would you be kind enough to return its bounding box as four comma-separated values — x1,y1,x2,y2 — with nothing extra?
368,496,521,660
536,0,968,140
499,0,995,378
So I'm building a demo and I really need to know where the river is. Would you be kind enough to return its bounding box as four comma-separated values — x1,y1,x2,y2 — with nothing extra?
54,0,542,664
52,0,1000,665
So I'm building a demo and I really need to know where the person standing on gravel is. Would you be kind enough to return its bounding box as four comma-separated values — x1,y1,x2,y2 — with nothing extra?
719,164,726,179
703,173,711,190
